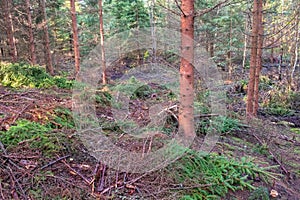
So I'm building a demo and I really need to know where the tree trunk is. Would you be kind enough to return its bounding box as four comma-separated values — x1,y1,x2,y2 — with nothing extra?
149,0,157,62
253,0,264,115
227,10,233,80
26,0,36,65
288,11,299,91
246,0,259,117
179,0,195,138
70,0,80,76
99,0,106,84
242,15,248,72
40,0,54,75
4,0,17,62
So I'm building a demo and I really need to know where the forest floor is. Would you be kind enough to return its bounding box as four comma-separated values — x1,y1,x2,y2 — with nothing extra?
0,62,300,200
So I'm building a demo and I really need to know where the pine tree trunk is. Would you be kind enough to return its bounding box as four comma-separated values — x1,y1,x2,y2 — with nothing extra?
70,0,80,76
242,16,248,72
40,0,54,75
288,11,299,91
253,0,264,115
4,0,17,62
99,0,106,84
179,0,195,138
26,0,36,65
246,0,259,117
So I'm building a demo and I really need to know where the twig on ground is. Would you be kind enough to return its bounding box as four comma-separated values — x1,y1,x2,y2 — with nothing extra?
97,164,106,192
8,166,27,199
100,181,123,195
41,155,70,170
0,181,5,200
252,133,289,175
11,104,32,125
61,159,91,185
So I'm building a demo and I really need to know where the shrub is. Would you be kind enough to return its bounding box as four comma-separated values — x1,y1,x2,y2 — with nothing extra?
0,62,73,89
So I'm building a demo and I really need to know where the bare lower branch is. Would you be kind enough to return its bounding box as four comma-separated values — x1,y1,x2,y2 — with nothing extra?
194,0,231,17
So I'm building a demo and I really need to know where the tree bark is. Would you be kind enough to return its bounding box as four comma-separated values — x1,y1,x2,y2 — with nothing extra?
26,0,36,65
99,0,106,84
40,0,54,75
179,0,195,138
242,15,248,72
70,0,80,76
4,0,17,62
253,0,264,115
246,0,259,117
288,10,299,91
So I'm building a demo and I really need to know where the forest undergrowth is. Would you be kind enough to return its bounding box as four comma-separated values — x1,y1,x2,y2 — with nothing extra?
0,62,300,200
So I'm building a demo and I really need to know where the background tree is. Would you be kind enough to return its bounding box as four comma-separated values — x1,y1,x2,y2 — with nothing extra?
99,0,106,84
70,0,80,76
4,0,17,62
26,0,36,65
40,0,54,75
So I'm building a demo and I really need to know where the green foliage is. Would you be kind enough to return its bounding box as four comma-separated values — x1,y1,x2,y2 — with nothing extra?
265,107,294,116
248,187,270,200
0,120,64,155
0,62,73,89
252,144,269,155
105,0,150,35
196,116,241,135
112,77,155,100
290,128,300,134
170,151,279,200
263,90,298,116
50,107,75,129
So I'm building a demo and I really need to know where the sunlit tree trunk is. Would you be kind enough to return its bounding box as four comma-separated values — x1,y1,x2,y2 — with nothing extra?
4,0,17,62
253,0,264,115
26,0,36,65
179,0,195,138
40,0,54,75
246,0,259,117
99,0,106,84
242,15,248,73
70,0,80,76
288,10,299,91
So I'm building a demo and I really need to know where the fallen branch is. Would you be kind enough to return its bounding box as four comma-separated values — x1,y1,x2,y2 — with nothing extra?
61,159,91,185
252,133,289,175
41,155,70,170
11,104,32,125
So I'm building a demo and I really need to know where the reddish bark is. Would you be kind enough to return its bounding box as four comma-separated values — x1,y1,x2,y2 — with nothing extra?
26,0,36,65
70,0,80,76
4,0,17,62
246,0,259,117
253,0,264,115
179,0,195,138
40,0,54,75
99,0,107,84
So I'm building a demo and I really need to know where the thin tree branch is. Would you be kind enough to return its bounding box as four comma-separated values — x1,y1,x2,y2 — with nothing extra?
174,0,186,17
157,1,180,16
194,0,231,17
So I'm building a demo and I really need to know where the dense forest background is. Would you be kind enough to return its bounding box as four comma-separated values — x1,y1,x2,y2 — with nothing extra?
0,0,300,199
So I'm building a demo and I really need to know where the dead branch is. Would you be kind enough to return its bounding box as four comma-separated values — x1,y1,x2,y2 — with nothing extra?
41,155,70,170
174,0,186,17
194,0,231,17
157,1,180,16
97,164,106,192
10,104,32,125
252,133,289,175
61,159,91,185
